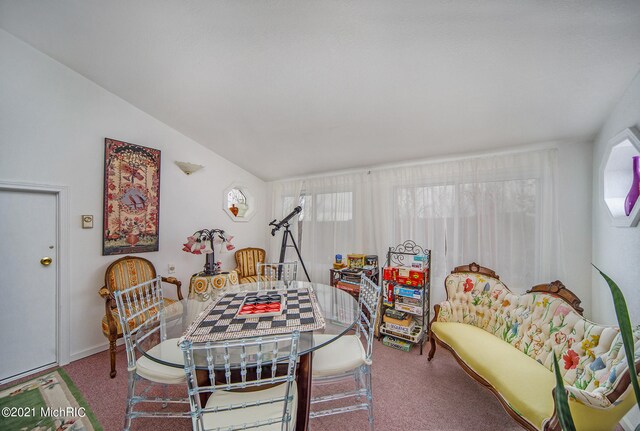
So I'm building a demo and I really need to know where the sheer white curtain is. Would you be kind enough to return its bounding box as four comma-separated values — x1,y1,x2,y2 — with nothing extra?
269,172,369,282
269,149,564,305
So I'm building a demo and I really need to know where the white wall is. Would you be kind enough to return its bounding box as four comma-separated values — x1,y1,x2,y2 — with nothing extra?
557,141,594,315
0,29,268,360
592,71,640,326
591,71,640,431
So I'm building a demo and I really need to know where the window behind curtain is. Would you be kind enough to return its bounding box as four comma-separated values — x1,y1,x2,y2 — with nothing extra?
281,191,355,280
394,179,538,290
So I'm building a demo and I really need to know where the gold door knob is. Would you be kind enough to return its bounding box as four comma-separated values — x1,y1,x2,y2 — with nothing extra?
40,257,53,266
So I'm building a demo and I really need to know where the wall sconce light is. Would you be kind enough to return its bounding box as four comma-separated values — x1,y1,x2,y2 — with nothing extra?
175,161,204,175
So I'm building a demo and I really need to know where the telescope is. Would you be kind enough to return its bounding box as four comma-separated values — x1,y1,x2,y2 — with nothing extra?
269,206,302,236
268,205,310,281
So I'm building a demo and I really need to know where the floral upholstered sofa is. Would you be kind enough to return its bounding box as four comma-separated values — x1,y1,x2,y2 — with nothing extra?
429,263,640,431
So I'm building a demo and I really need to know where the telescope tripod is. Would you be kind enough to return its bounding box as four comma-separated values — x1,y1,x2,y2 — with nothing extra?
278,223,311,282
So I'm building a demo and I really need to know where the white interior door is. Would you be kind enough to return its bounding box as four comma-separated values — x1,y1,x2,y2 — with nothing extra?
0,189,57,381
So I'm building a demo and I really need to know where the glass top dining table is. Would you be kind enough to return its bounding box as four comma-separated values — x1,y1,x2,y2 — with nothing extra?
134,280,360,431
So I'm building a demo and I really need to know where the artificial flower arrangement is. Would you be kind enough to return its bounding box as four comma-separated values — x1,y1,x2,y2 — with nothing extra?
182,228,235,275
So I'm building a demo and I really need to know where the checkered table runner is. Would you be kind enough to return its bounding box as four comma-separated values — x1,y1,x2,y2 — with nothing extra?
182,287,326,342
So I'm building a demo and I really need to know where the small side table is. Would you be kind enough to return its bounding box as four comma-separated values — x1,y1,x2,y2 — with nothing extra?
188,270,239,302
187,271,240,323
330,266,380,336
329,267,380,290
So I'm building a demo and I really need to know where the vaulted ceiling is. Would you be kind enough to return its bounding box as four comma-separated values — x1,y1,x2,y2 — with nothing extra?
2,1,640,180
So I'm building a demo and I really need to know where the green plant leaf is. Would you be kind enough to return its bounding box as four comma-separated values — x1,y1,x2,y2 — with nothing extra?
593,264,640,423
553,353,577,431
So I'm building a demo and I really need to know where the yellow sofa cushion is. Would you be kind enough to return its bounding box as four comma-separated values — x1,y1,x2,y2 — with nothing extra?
433,321,554,428
432,321,636,431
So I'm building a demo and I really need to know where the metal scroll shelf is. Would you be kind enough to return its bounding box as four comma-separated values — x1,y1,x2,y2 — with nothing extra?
379,240,431,355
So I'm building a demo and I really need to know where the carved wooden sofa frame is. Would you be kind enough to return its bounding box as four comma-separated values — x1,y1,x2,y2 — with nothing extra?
428,262,640,431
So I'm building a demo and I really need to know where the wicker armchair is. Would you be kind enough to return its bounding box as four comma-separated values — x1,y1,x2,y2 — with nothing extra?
233,247,269,284
98,255,183,378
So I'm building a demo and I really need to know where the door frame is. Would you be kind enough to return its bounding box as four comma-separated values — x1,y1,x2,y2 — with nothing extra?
0,180,70,368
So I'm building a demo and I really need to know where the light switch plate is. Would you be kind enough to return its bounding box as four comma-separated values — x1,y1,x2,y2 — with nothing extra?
82,215,93,229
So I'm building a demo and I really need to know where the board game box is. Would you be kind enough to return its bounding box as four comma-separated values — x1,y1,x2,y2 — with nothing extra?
382,335,412,352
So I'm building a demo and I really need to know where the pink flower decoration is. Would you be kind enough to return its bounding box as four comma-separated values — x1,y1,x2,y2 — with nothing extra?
555,305,572,317
182,230,234,267
182,236,198,254
182,235,210,255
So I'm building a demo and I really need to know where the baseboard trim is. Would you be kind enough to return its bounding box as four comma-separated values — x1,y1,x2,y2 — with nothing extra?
70,339,124,362
621,410,640,431
0,362,57,386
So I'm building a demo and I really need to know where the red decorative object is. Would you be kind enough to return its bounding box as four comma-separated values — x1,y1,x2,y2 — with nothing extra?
103,138,161,255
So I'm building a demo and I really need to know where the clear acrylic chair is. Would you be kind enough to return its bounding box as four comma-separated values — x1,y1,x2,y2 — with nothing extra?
309,274,382,430
256,261,298,289
113,276,190,430
179,331,300,431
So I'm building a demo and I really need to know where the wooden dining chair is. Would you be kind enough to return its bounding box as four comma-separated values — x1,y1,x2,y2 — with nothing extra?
99,255,183,378
180,331,300,431
113,276,190,430
310,275,382,430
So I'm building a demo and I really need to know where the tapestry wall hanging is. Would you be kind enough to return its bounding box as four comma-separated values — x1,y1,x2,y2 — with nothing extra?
103,138,161,255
